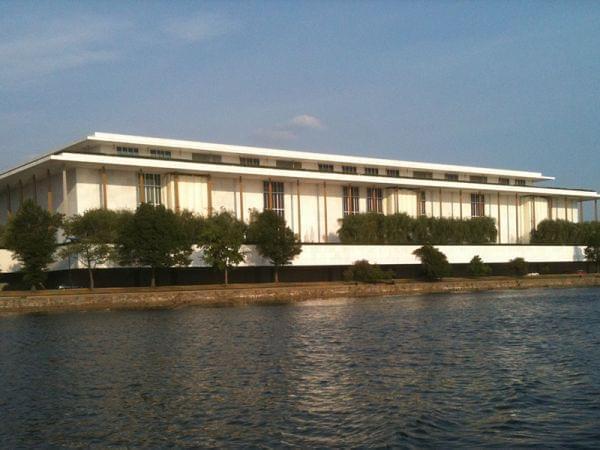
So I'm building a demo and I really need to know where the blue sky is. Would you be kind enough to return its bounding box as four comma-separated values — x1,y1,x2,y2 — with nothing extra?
1,1,599,202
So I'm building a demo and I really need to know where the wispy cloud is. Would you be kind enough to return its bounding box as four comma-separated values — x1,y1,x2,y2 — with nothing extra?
0,16,127,85
289,114,325,130
0,12,237,86
161,13,237,43
253,114,326,144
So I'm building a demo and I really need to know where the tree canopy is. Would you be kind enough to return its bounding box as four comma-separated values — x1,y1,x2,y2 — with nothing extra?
115,203,195,287
4,200,62,289
200,211,246,284
60,208,123,289
246,210,302,282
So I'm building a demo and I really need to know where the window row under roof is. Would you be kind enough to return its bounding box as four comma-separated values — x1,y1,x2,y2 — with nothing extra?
113,145,530,186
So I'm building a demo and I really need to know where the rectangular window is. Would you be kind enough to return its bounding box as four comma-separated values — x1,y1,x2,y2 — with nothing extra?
263,181,284,217
367,187,383,213
343,186,360,216
418,191,427,216
364,167,379,176
471,193,485,217
444,173,459,181
514,179,526,186
150,149,171,159
144,174,162,206
342,165,357,174
117,146,139,156
276,160,302,170
193,153,222,163
318,163,334,172
498,177,510,185
414,171,433,179
240,157,260,166
469,175,488,184
386,169,400,177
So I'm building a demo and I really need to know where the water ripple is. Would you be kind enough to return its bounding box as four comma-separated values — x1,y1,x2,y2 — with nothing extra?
1,287,600,447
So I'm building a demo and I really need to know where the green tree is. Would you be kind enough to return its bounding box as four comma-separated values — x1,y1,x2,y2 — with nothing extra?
59,209,122,289
115,203,195,287
200,211,246,285
584,232,600,273
508,257,529,276
412,244,451,281
4,200,62,289
467,255,492,277
246,210,302,283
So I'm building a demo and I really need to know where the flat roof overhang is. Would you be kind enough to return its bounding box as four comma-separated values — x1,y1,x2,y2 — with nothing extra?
1,152,595,200
87,132,555,181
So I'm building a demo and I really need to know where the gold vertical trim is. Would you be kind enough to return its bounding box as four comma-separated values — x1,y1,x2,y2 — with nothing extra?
323,181,328,242
296,179,301,239
101,167,108,210
138,171,145,204
532,196,536,231
267,178,273,210
497,191,501,244
174,174,180,213
207,175,213,216
239,176,244,222
515,193,520,244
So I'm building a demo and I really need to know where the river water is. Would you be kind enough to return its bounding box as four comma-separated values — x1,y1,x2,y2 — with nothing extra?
1,288,600,448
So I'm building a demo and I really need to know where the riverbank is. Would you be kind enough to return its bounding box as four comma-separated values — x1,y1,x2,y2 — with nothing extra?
1,274,599,315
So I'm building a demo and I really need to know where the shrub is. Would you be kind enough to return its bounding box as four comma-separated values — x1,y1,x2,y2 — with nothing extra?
338,213,497,245
383,213,413,244
531,219,600,244
584,231,600,273
508,257,529,276
343,260,392,283
467,255,492,277
412,245,451,281
337,213,385,244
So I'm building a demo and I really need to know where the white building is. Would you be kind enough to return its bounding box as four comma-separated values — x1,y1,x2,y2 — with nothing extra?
1,132,598,245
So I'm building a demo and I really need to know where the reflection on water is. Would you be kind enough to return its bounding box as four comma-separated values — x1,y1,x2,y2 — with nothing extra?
1,288,600,447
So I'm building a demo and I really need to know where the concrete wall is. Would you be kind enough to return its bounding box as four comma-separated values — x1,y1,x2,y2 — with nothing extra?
0,245,588,273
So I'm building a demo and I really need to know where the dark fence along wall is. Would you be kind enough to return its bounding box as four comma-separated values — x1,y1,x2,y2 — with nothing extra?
0,261,591,290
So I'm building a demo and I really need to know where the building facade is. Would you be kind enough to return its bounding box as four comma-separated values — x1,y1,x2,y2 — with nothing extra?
1,132,598,244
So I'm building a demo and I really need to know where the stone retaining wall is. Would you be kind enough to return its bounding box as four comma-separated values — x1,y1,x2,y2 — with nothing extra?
1,275,599,315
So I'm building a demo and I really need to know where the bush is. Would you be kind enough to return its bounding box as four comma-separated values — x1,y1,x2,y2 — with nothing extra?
343,260,393,283
584,231,600,273
413,245,451,281
531,220,600,244
508,257,529,276
467,255,492,277
338,213,497,244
